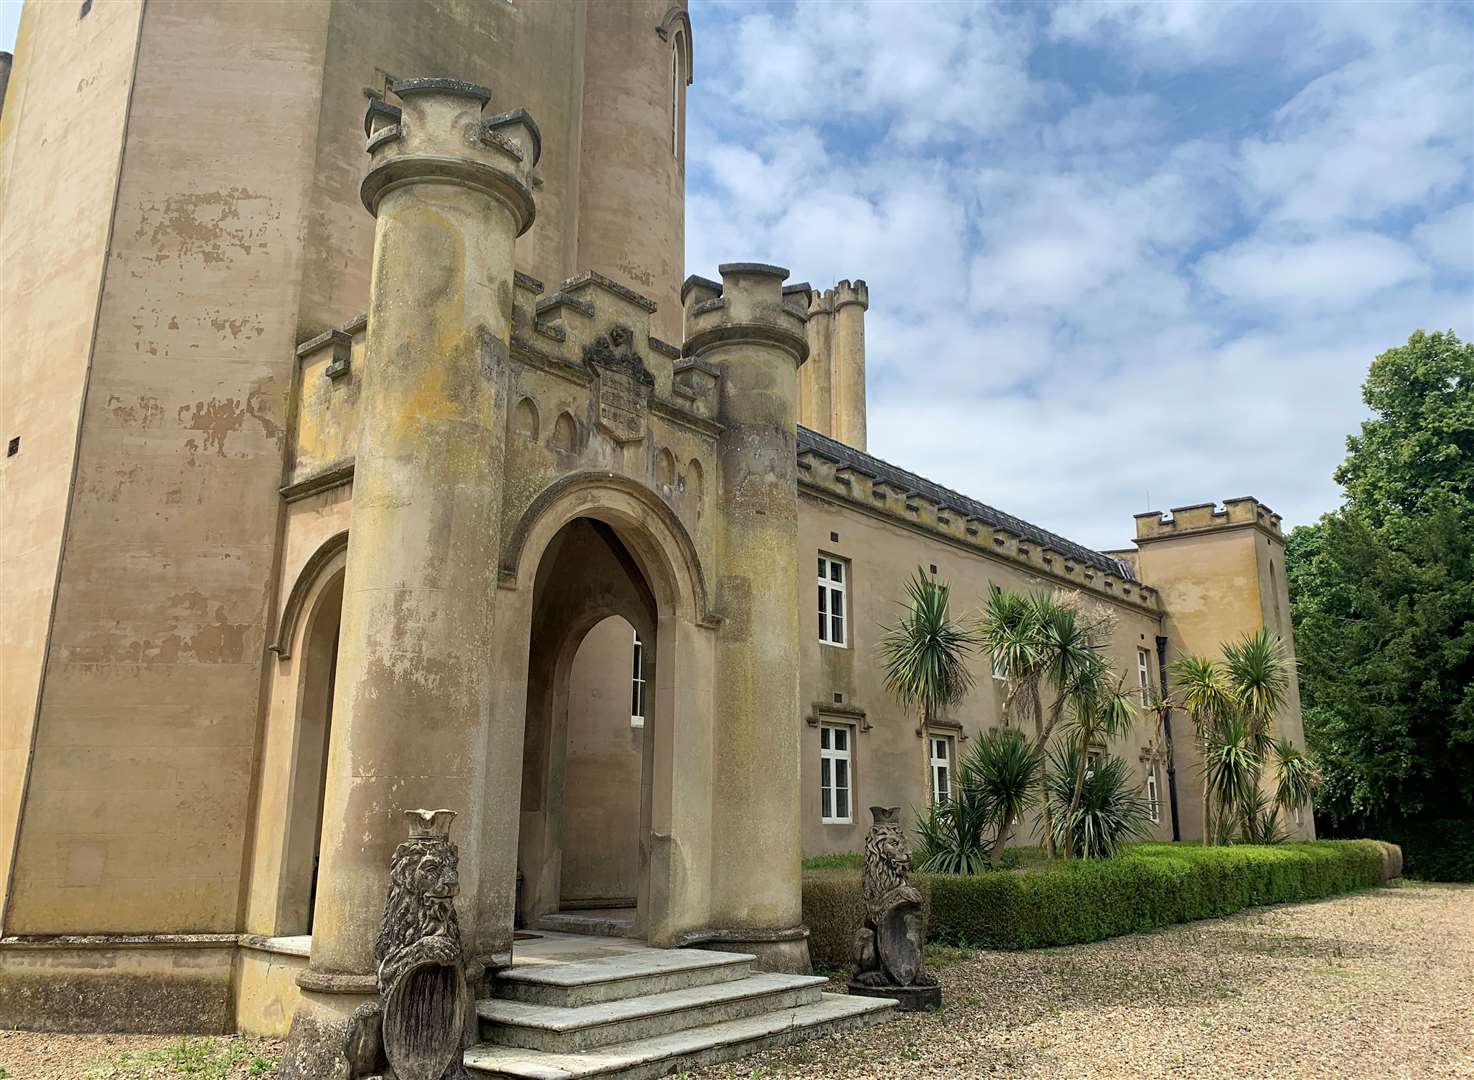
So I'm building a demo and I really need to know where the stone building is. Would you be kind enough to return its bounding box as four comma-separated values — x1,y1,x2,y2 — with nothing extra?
0,0,1310,1069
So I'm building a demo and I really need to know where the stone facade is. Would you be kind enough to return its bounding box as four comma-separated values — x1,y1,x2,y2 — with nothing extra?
0,0,1311,1043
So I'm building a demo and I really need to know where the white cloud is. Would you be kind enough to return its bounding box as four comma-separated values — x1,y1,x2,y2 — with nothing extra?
686,0,1473,550
1411,201,1474,278
1197,231,1431,310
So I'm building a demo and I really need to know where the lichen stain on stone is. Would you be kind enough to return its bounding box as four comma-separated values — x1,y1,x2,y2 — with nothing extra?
178,397,246,457
132,188,272,266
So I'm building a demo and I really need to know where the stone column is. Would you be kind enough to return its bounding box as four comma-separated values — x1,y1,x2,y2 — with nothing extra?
830,279,868,451
280,78,538,1077
682,264,810,972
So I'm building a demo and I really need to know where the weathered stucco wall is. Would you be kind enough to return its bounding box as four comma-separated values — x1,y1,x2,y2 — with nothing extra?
3,0,333,935
576,0,689,343
293,0,588,335
796,489,1171,857
0,0,144,930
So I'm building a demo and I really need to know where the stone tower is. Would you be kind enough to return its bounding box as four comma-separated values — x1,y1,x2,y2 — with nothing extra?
1132,498,1313,840
0,0,688,983
797,279,869,450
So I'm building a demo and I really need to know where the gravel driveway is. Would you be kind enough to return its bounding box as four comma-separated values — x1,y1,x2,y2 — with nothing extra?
697,881,1472,1080
1,883,1468,1079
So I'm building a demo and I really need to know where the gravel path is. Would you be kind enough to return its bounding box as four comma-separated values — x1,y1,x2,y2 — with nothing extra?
1,883,1468,1079
698,881,1473,1080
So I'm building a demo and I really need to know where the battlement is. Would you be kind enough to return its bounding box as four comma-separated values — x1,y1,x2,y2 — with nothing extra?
1134,497,1283,542
832,278,869,310
681,263,810,365
798,430,1159,613
359,77,539,234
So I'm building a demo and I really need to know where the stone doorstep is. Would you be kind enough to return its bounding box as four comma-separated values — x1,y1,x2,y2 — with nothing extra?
536,911,638,939
479,972,829,1053
464,992,896,1079
495,949,755,1007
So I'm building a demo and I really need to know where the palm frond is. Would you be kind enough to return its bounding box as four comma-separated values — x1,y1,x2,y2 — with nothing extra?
880,569,981,722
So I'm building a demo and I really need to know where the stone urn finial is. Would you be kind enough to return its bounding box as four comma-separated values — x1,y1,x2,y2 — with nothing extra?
848,806,941,1011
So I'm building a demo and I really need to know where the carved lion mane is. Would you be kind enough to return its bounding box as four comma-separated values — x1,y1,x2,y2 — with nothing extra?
862,811,920,922
374,836,463,996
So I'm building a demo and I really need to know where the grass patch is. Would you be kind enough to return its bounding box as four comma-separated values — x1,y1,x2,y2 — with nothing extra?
84,1037,276,1080
801,851,863,870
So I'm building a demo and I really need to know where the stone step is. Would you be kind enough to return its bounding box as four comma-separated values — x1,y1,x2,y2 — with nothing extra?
535,910,638,939
464,991,895,1079
478,971,828,1053
495,949,755,1008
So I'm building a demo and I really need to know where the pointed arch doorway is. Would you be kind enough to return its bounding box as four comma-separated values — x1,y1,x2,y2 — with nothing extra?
517,517,659,937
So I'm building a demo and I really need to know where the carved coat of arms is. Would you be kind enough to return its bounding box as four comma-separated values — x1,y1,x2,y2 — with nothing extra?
583,326,654,444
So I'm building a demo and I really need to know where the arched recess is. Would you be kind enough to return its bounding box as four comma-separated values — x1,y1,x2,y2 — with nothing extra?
512,397,540,441
550,411,577,453
476,472,717,955
253,536,347,936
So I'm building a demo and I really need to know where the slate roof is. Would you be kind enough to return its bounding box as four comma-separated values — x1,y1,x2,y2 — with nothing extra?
797,426,1137,582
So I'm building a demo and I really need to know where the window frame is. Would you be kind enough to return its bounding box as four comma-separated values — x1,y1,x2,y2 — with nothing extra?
817,554,849,648
929,734,954,806
1145,766,1160,824
630,630,646,729
1137,647,1152,705
819,723,854,825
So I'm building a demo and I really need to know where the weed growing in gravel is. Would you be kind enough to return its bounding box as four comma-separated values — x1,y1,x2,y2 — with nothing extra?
84,1037,277,1079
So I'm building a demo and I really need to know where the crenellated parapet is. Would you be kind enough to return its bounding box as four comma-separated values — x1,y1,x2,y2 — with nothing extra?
797,277,868,450
1134,497,1283,543
798,433,1161,614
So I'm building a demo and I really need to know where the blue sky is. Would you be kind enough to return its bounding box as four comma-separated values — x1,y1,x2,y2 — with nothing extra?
3,2,1469,551
684,0,1473,549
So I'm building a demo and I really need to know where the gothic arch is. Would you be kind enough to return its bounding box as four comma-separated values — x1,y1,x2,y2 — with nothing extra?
270,531,348,660
502,471,714,626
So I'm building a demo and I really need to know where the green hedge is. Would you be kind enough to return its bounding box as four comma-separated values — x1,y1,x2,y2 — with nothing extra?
804,840,1399,969
1374,820,1473,882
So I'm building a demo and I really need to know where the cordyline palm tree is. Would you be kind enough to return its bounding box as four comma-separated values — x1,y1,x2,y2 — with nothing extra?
1222,628,1291,837
959,726,1039,868
881,569,982,800
1273,736,1321,820
1170,654,1234,846
980,586,1106,859
1059,673,1138,857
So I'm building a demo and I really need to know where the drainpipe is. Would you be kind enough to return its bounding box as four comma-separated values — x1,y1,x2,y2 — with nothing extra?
1155,634,1181,841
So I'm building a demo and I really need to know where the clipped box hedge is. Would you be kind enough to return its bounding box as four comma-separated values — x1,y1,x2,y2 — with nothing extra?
804,840,1400,969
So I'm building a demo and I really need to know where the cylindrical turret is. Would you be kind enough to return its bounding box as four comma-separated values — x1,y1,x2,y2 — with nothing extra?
282,78,539,1074
831,279,868,450
683,263,811,972
576,1,691,343
798,287,834,435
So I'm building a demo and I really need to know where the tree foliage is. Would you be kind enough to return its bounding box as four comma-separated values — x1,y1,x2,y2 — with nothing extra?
1286,329,1474,828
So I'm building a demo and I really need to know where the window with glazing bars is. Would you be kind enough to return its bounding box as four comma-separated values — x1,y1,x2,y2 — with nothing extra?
818,555,847,646
820,724,852,823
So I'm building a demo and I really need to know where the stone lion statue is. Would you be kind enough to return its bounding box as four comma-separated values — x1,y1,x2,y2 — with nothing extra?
848,806,940,1010
345,809,471,1080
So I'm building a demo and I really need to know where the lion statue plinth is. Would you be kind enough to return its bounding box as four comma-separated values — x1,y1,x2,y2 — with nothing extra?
345,808,473,1080
847,806,941,1012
